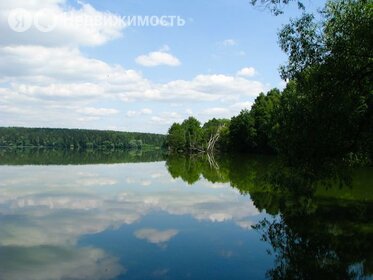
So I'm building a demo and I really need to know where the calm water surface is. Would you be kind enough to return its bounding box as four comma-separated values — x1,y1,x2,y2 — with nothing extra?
0,150,372,280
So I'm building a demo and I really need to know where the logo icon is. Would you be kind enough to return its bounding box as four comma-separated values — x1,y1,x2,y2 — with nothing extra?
34,9,57,33
8,8,33,32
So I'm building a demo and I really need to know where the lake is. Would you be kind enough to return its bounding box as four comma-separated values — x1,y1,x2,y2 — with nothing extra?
0,150,372,280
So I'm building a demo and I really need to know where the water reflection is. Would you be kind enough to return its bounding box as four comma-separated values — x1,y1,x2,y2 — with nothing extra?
0,148,165,165
253,201,373,279
0,246,124,280
166,154,373,279
0,152,372,279
0,159,266,279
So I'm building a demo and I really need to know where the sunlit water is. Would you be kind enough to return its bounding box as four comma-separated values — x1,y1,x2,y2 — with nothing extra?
0,151,372,280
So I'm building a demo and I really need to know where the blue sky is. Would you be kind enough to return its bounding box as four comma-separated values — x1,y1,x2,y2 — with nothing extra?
0,0,325,133
82,0,319,83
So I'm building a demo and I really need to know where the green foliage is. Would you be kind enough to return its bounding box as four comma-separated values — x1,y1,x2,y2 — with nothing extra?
166,117,229,153
202,118,230,150
166,88,281,155
275,0,373,167
166,154,204,184
165,153,373,202
0,127,165,150
251,89,281,152
250,0,306,15
278,13,325,80
167,123,186,151
229,109,256,152
166,0,372,169
182,117,203,151
166,153,373,279
229,89,281,153
165,153,271,188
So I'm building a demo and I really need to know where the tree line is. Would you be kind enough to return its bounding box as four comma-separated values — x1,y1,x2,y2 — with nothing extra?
166,0,372,168
0,127,165,150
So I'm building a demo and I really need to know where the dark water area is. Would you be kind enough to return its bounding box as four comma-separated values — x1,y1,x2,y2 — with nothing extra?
0,150,372,280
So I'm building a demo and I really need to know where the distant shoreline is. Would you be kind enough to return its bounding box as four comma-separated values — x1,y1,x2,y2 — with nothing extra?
0,127,166,150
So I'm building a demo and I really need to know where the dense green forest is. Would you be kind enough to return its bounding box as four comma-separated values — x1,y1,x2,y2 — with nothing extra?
0,127,165,150
166,0,372,168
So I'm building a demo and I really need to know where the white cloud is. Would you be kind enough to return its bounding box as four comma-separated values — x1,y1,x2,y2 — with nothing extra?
202,107,230,116
134,228,178,244
0,0,64,9
12,82,103,100
237,67,256,77
0,1,266,132
0,162,261,251
142,108,153,114
209,213,232,222
0,246,124,280
150,112,183,125
0,1,125,47
236,220,254,230
230,101,253,110
0,44,265,130
126,111,136,117
126,108,153,117
222,39,237,46
140,180,152,186
0,45,137,84
77,107,119,117
135,49,181,67
156,74,264,102
76,177,118,187
0,162,265,280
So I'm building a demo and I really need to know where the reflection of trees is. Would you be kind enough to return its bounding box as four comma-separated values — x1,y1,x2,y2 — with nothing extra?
251,166,373,280
253,199,373,279
165,154,373,279
165,154,231,184
165,153,271,187
166,154,204,184
0,148,165,165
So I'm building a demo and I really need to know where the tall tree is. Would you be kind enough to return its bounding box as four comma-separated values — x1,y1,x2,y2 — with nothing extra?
166,123,186,151
182,117,204,152
251,89,281,153
229,109,257,152
276,0,373,166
